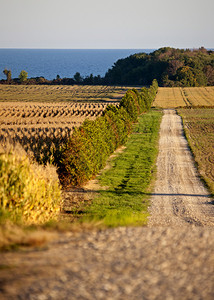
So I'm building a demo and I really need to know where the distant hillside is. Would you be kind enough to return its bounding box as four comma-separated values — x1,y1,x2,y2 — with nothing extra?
104,47,214,87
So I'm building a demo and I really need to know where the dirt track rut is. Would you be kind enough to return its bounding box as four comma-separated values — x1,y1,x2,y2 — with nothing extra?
0,109,214,300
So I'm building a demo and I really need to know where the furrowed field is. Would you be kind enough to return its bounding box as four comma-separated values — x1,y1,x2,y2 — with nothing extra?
0,85,138,164
1,84,214,170
178,108,214,194
0,101,111,164
0,85,138,103
153,86,214,108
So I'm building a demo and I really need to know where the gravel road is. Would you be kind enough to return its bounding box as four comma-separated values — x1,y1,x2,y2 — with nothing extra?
0,109,214,300
148,109,214,227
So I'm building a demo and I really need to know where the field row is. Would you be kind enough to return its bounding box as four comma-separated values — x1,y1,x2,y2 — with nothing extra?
0,85,127,165
0,85,138,102
0,102,108,122
178,109,214,194
0,101,114,164
1,85,214,107
153,87,214,108
0,102,109,124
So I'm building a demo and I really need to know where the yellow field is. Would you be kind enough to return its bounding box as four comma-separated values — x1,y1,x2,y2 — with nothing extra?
0,101,110,164
0,84,138,102
153,87,187,107
153,87,214,108
183,87,214,106
0,84,129,164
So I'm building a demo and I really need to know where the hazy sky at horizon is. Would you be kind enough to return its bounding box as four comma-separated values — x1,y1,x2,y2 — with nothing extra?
0,0,213,49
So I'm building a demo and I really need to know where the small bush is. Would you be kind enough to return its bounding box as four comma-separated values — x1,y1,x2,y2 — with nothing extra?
120,90,139,122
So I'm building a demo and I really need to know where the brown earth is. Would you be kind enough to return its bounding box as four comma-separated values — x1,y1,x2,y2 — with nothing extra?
0,109,214,300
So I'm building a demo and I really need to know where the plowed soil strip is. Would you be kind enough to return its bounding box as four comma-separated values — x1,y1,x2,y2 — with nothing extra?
149,109,214,227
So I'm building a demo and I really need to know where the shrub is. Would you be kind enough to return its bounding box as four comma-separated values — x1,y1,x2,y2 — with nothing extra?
19,70,28,83
120,90,139,122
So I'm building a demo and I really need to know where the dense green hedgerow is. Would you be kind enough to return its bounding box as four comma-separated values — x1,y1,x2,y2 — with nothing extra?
58,80,158,186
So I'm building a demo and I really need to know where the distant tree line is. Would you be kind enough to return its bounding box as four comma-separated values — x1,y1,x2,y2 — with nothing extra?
104,47,214,87
1,47,214,87
0,69,105,85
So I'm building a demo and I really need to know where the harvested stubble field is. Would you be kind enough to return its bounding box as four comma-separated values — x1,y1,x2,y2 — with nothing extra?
0,84,142,163
0,85,138,103
153,86,214,108
0,101,111,164
178,108,214,195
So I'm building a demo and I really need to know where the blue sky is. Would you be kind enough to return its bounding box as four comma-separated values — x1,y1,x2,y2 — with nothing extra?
0,0,213,49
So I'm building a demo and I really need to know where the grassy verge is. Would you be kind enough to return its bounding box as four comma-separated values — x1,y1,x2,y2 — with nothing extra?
78,109,162,227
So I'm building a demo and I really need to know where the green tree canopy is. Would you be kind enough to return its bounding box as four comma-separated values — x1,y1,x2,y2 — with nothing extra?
19,70,28,83
104,47,214,87
74,72,82,84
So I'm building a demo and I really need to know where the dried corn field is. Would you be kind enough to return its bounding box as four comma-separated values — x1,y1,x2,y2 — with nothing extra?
0,85,136,103
153,86,214,108
0,101,111,164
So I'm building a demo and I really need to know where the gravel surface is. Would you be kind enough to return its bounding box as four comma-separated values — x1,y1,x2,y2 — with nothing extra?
0,109,214,300
148,109,214,227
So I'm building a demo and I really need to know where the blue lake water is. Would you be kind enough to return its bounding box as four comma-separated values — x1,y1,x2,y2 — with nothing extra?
0,49,154,80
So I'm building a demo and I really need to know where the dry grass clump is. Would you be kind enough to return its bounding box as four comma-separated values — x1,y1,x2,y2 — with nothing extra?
0,220,56,250
0,144,62,226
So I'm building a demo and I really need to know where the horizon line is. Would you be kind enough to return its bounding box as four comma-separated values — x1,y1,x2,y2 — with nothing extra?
0,47,156,50
0,47,213,50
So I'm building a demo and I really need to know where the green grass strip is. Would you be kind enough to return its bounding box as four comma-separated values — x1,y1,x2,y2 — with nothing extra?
80,109,162,227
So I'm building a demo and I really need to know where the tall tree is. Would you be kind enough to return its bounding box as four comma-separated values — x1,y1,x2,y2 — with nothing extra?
3,69,11,83
73,72,82,84
19,70,28,83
